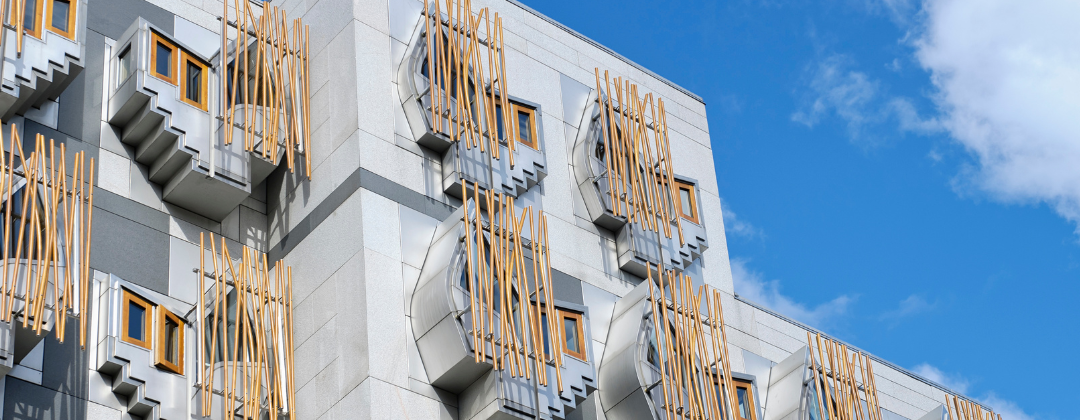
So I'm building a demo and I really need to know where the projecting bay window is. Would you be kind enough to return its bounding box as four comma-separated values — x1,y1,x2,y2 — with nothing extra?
494,100,540,150
560,310,586,361
122,289,152,350
155,309,185,374
5,0,78,40
45,0,76,39
674,179,699,224
733,379,757,420
116,45,133,87
180,52,208,111
150,32,178,85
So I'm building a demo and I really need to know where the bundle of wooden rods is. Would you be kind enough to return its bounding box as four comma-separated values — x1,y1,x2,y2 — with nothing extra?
0,123,95,348
647,270,737,420
593,68,685,246
946,394,1001,420
198,233,296,420
221,0,312,178
425,0,517,167
460,180,564,392
805,333,884,420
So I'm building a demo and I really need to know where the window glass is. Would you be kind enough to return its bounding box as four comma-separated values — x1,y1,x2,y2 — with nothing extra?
540,312,550,356
737,386,752,419
204,291,239,364
495,104,505,141
646,327,660,368
563,315,579,353
23,0,39,31
164,317,179,364
185,60,202,103
117,47,132,86
156,42,172,78
50,0,70,32
127,301,146,341
517,110,532,144
680,187,693,217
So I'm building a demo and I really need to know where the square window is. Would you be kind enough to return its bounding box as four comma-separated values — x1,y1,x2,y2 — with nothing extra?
121,289,152,349
150,32,178,85
46,0,75,39
179,53,208,111
156,308,185,374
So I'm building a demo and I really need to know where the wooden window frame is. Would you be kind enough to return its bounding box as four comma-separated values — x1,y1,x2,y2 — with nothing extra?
733,379,758,420
155,308,185,374
674,179,699,225
149,31,178,85
559,309,587,362
19,0,45,39
179,51,209,111
121,289,152,350
44,0,76,40
490,97,541,151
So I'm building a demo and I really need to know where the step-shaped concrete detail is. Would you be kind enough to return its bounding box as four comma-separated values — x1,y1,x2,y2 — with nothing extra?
0,260,67,379
0,0,87,120
412,205,597,420
572,92,709,277
95,275,192,420
106,19,282,221
396,10,547,201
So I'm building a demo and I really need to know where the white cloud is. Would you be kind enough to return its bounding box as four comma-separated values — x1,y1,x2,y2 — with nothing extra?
730,258,853,328
880,294,935,321
913,364,1037,420
913,0,1080,233
980,392,1035,420
792,54,940,143
721,201,763,239
912,363,970,394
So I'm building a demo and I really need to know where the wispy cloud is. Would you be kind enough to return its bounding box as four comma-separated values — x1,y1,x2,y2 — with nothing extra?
721,201,763,240
912,364,1036,420
912,0,1080,235
792,53,939,144
731,258,853,329
912,363,970,394
879,294,936,323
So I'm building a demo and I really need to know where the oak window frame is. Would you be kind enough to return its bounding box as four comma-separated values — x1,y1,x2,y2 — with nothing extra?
559,309,587,362
121,289,152,350
16,0,45,39
733,378,758,420
155,308,185,374
674,179,699,225
44,0,76,40
149,31,178,85
179,51,209,111
492,99,540,151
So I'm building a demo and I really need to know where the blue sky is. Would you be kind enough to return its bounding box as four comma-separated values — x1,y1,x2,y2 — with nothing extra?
523,1,1079,419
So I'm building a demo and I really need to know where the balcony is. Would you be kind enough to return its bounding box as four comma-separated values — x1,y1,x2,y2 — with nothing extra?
0,0,86,119
106,19,290,221
411,203,596,420
572,92,709,278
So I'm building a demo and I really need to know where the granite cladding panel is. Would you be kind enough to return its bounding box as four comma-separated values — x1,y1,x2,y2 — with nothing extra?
56,29,107,147
88,0,174,40
90,209,170,295
3,377,88,420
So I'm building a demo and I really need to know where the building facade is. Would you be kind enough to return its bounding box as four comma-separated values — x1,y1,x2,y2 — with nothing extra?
0,1,1001,420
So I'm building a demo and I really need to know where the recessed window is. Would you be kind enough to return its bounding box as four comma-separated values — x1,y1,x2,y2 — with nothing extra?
121,289,152,349
150,32,178,85
156,308,185,374
116,46,133,87
46,0,76,39
180,52,208,110
493,100,540,150
674,180,699,224
560,310,586,361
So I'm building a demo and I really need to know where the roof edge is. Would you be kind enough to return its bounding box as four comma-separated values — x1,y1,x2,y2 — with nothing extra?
507,0,706,105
